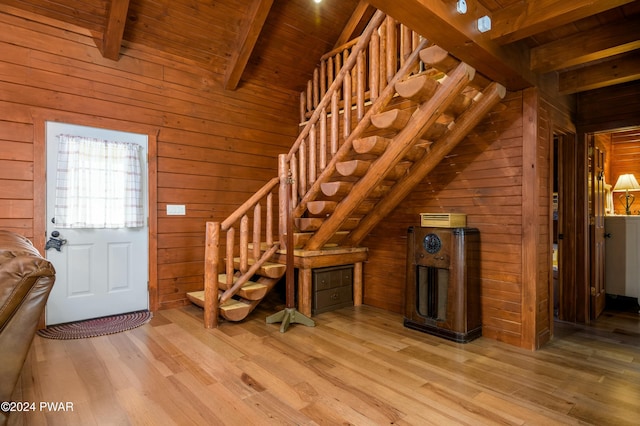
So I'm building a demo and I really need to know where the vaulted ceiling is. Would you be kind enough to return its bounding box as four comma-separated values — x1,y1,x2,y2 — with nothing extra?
3,0,639,96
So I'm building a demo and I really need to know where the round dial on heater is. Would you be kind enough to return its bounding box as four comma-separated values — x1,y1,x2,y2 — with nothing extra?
423,233,442,254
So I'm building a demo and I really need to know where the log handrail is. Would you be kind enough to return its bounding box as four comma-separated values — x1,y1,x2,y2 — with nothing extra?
221,177,279,231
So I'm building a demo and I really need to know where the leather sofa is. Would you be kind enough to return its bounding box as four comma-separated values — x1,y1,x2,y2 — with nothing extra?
0,231,55,426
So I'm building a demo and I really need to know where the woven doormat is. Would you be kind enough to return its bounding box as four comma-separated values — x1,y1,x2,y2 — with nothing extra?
37,310,152,340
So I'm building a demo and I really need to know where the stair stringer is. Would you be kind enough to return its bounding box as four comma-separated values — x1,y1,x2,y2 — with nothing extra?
344,81,507,246
302,61,477,251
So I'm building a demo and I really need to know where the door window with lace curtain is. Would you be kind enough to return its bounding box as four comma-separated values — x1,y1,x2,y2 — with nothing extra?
54,134,144,228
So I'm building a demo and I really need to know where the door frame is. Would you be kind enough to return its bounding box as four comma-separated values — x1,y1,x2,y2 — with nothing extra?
32,113,159,316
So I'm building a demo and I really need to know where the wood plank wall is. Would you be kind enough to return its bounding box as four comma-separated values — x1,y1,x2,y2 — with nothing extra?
362,91,539,348
0,7,298,310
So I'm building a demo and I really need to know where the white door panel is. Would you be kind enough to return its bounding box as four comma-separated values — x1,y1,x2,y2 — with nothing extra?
45,122,148,325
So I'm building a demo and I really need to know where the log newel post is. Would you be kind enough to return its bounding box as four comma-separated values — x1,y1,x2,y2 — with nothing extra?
266,155,315,332
204,221,220,328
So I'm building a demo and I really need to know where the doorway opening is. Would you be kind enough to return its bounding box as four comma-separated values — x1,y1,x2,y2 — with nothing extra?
590,127,640,317
554,126,640,327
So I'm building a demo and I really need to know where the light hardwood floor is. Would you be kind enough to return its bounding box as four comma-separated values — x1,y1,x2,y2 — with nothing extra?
9,295,640,425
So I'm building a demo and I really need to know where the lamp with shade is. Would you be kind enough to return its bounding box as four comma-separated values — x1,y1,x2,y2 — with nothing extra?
613,173,640,215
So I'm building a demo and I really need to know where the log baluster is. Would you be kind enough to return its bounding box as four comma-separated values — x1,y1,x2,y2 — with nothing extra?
356,50,365,121
253,203,261,261
313,68,319,109
386,16,396,83
226,227,235,287
413,31,423,73
306,80,312,116
335,52,342,101
240,215,249,274
266,193,273,246
378,21,387,92
320,60,327,99
351,56,357,97
298,140,307,196
327,57,334,109
370,30,379,101
400,24,412,67
290,153,299,199
291,166,297,209
320,108,327,169
299,92,306,123
331,91,339,155
278,155,288,247
309,123,317,185
343,52,352,138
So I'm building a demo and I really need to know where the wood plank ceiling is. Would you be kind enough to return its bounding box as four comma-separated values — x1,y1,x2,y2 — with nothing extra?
2,0,639,95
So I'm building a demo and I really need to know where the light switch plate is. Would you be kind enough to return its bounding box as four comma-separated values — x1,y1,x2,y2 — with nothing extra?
166,204,186,215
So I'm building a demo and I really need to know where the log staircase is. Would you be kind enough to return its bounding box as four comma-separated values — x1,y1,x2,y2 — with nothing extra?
187,10,506,328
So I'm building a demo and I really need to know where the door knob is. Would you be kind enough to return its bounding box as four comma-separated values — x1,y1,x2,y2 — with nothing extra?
45,232,67,251
604,233,612,238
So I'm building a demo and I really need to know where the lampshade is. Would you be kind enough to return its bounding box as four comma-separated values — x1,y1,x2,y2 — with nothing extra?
613,173,640,192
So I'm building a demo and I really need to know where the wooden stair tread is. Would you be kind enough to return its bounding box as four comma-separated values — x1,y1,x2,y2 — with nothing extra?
186,291,248,310
371,108,412,130
219,299,253,321
395,74,439,101
336,159,371,177
232,257,286,278
322,181,392,199
217,273,269,300
352,135,429,163
321,181,353,197
353,135,392,155
307,200,337,216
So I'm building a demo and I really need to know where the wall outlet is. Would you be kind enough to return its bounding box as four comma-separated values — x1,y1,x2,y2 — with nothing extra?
166,204,186,215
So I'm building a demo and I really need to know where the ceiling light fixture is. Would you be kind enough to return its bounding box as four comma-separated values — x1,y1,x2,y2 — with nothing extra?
477,15,492,33
456,0,467,14
314,0,322,3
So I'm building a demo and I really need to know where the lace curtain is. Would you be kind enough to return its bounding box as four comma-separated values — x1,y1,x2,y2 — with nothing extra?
54,135,144,228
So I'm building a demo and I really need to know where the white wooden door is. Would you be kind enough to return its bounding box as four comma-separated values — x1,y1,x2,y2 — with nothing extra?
45,122,149,325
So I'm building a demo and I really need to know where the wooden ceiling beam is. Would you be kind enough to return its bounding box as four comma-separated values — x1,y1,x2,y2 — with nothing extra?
531,16,640,73
333,0,371,49
365,0,532,90
224,0,274,91
558,52,640,95
100,0,130,61
491,0,637,45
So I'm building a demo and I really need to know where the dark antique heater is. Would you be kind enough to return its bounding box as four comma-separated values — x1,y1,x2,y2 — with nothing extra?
404,220,482,343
